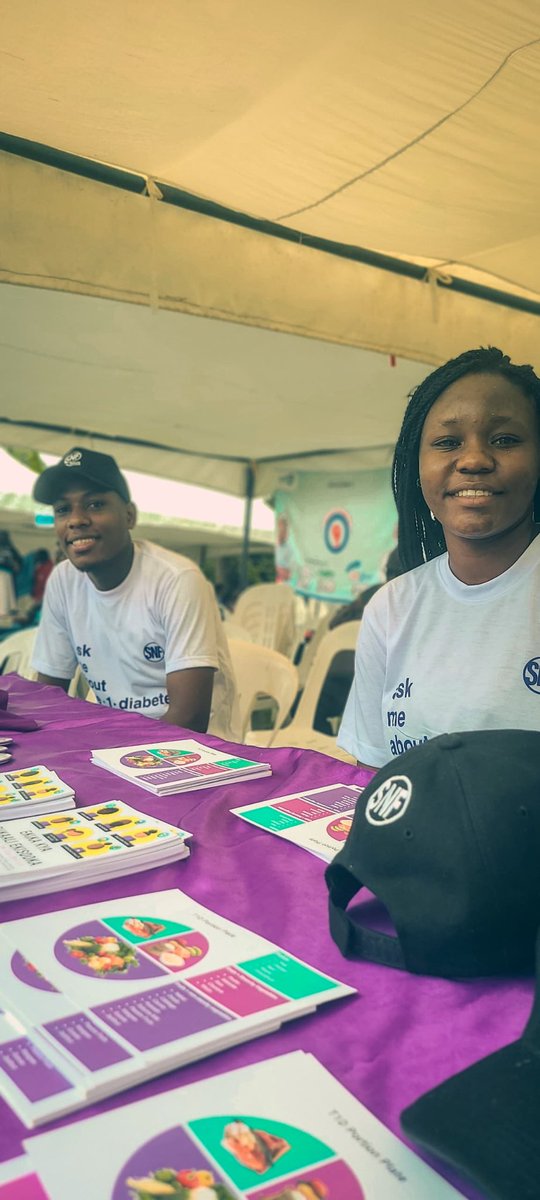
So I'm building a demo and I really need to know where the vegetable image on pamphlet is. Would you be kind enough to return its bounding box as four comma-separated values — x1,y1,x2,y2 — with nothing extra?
0,889,353,1127
231,784,364,863
91,739,271,796
0,801,191,902
23,1051,465,1199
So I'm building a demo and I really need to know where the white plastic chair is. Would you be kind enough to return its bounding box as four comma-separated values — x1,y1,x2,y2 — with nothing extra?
233,584,296,657
222,619,254,644
258,621,361,762
227,639,299,744
0,628,38,679
0,632,96,703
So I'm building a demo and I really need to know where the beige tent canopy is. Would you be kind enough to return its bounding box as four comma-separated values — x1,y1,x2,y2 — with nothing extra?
1,0,540,496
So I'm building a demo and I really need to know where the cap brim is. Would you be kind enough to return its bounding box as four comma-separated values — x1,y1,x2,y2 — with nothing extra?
401,1037,540,1200
33,466,127,505
33,466,86,504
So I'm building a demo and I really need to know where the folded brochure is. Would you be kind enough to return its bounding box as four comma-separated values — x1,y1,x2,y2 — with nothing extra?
231,783,364,862
0,887,353,1126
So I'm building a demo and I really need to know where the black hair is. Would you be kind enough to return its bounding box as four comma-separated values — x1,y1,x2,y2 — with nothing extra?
392,347,540,570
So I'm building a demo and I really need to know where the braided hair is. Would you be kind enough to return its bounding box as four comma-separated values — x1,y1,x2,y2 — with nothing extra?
392,347,540,570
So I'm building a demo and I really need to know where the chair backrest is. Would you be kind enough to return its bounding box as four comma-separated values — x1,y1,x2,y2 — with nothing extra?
290,620,361,732
233,583,296,656
0,628,38,679
296,610,333,690
222,619,254,643
227,639,299,741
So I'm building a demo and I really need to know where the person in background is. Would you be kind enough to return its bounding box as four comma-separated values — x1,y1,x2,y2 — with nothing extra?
328,546,403,630
313,548,404,735
31,548,53,604
338,346,540,769
275,513,295,583
30,447,240,738
0,532,21,619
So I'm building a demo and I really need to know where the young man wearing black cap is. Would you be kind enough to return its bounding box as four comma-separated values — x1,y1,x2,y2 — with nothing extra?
31,447,240,738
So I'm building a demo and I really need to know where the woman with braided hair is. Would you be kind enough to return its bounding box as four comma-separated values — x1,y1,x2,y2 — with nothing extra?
338,347,540,770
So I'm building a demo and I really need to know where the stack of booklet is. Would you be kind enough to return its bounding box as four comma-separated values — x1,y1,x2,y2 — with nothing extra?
0,765,75,821
0,801,191,902
0,887,353,1127
11,1051,464,1198
91,738,271,796
231,782,364,862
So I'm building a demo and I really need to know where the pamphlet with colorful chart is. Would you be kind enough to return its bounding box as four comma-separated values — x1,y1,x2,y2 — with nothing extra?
23,1051,465,1199
0,801,191,902
0,765,75,820
91,739,271,796
0,890,353,1126
231,784,363,862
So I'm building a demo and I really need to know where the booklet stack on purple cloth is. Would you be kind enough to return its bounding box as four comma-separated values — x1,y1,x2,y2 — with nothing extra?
0,765,75,821
0,800,191,902
91,738,271,796
0,889,353,1127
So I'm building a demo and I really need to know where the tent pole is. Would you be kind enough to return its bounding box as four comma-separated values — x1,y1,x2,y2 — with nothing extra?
239,464,255,593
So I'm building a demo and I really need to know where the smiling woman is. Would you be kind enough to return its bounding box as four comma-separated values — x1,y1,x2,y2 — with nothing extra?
338,348,540,770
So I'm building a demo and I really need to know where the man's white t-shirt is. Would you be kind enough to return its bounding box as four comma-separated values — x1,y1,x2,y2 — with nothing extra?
32,540,241,740
338,535,540,768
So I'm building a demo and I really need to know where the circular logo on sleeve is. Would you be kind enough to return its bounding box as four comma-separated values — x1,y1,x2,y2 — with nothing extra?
365,775,412,825
144,643,165,661
523,657,540,694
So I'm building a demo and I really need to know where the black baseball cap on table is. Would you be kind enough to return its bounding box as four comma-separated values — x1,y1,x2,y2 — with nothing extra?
325,729,540,979
33,447,131,504
401,927,540,1200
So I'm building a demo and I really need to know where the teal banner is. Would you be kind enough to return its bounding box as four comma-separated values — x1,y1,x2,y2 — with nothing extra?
274,469,396,603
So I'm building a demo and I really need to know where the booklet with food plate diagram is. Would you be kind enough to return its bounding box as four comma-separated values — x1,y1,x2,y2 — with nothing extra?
0,765,75,821
22,1050,465,1199
0,801,191,902
231,784,364,862
91,739,271,796
0,889,353,1126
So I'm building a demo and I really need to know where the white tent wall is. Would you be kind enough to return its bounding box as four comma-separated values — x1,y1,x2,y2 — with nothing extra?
2,151,540,371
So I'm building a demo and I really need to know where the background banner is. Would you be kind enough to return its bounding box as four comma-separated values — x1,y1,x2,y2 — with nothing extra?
274,469,396,604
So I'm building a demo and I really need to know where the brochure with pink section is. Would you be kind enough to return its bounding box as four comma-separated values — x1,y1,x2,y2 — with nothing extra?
0,890,353,1126
231,783,364,862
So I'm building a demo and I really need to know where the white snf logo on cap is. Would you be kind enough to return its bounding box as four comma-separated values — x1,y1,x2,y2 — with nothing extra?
63,451,82,467
365,775,412,825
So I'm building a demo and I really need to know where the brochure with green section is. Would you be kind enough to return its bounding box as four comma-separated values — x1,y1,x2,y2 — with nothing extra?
91,738,271,795
24,1050,465,1199
0,888,352,1127
231,783,364,862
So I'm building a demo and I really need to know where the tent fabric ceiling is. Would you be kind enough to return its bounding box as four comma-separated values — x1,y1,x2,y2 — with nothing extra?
2,0,540,301
1,1,540,493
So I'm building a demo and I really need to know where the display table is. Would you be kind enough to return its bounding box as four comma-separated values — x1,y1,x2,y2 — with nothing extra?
0,675,531,1200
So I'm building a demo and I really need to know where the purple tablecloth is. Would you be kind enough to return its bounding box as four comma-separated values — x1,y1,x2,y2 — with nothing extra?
0,675,532,1199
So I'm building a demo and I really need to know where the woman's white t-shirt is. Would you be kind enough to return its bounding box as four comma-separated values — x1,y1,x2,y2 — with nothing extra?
338,535,540,767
